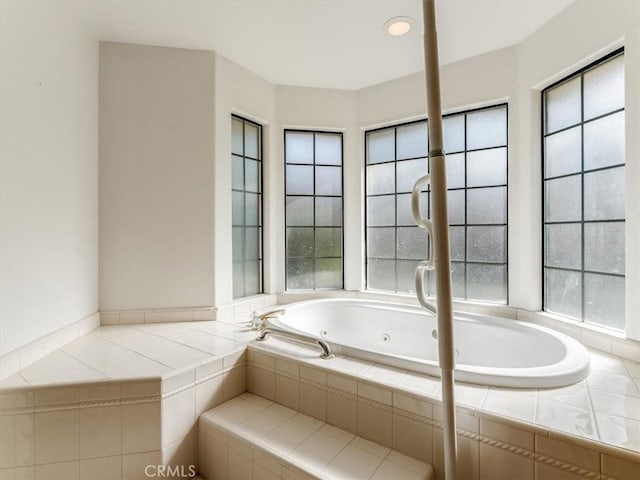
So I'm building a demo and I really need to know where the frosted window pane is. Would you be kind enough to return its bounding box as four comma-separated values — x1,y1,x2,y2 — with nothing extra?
585,222,625,274
315,166,342,195
584,273,624,330
232,118,243,155
447,190,465,225
368,195,395,226
397,158,428,193
397,260,419,293
449,226,465,261
286,132,313,164
245,159,259,192
245,227,259,260
316,197,341,226
315,228,341,257
397,122,428,160
545,175,581,222
545,77,581,134
367,129,395,164
232,191,244,225
315,134,341,165
467,107,506,149
232,227,243,262
397,192,428,226
443,115,465,153
287,259,313,289
368,259,395,291
467,226,506,263
287,228,313,257
446,153,465,189
467,187,507,224
367,228,395,259
286,197,313,226
584,112,625,170
584,55,624,120
545,127,581,178
286,165,314,195
397,227,428,260
245,193,259,226
233,262,244,298
545,268,581,319
232,155,244,190
467,148,507,187
245,123,259,158
467,264,506,303
545,224,581,270
367,162,395,195
584,167,625,220
451,262,466,299
245,261,260,295
315,259,342,289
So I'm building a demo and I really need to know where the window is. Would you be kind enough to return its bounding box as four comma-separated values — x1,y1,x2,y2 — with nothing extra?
285,130,343,290
232,116,263,298
542,50,625,330
365,104,508,303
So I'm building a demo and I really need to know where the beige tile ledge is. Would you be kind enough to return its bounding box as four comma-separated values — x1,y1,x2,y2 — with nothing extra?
247,339,640,464
0,353,246,414
0,318,253,395
0,312,100,381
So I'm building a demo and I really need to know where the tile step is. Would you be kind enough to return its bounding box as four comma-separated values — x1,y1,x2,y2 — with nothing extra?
198,392,435,480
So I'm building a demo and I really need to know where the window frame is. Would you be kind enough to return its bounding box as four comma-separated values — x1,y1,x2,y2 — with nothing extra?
231,114,264,299
284,129,345,291
364,103,509,303
541,48,625,329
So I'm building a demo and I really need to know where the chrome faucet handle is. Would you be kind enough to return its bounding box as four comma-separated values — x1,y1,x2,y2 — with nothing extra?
251,308,285,330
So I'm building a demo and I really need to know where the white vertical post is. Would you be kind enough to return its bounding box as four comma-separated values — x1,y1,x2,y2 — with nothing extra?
421,1,458,478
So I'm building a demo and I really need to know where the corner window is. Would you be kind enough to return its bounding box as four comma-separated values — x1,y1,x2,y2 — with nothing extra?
232,116,263,298
542,50,625,329
365,104,508,303
285,130,343,290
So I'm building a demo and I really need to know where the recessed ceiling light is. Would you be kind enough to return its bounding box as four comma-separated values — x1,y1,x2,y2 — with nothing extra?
384,16,414,36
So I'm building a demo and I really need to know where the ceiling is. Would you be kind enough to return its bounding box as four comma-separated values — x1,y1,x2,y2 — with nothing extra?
80,0,574,90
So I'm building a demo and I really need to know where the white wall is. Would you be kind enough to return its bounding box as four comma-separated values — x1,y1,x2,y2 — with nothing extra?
357,47,518,299
274,86,360,291
2,1,638,356
99,42,216,310
0,3,99,356
515,0,640,336
213,54,277,306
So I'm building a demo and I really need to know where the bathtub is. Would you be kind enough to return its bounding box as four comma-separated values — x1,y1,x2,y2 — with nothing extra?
261,298,590,389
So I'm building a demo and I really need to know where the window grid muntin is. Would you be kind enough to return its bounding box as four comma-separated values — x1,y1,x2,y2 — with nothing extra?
542,48,625,329
285,130,344,290
232,115,263,299
364,104,508,302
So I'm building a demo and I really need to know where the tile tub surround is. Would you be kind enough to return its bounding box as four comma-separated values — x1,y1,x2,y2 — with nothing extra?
0,319,252,480
248,339,640,480
199,393,435,480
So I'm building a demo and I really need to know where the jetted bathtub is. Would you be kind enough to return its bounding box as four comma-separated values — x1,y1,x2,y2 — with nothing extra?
261,298,590,389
